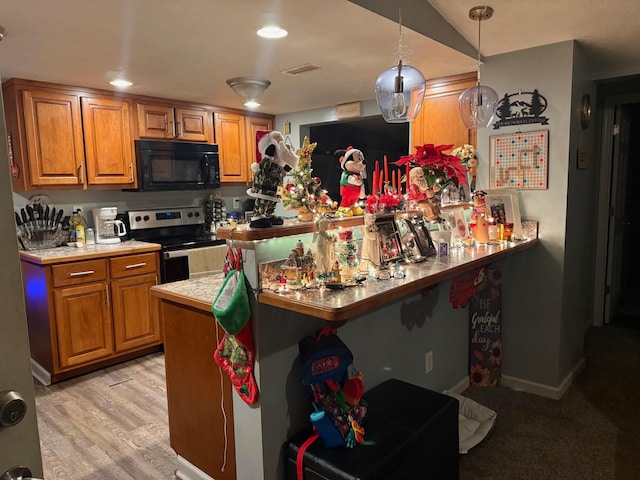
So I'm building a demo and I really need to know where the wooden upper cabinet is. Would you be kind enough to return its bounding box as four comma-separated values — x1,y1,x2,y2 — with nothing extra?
22,89,85,187
215,111,248,182
411,72,478,153
245,115,274,169
81,96,136,187
214,112,274,183
137,103,213,143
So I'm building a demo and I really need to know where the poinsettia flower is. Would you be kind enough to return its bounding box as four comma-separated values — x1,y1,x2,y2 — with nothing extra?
395,143,469,187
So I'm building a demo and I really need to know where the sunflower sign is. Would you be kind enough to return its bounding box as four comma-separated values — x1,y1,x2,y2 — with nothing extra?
450,267,502,387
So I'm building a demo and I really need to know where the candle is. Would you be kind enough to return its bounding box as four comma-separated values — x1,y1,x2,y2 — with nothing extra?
406,163,410,195
372,169,378,196
379,168,384,192
374,160,380,196
397,170,401,194
392,171,396,191
384,155,389,185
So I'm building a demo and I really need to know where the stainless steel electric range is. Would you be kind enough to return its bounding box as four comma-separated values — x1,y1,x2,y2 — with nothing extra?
126,206,225,283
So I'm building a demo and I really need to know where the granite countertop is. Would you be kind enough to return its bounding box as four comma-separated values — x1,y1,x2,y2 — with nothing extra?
149,237,539,321
260,237,539,322
19,240,162,265
151,273,226,313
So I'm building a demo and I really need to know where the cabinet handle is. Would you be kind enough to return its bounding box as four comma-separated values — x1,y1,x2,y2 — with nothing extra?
69,270,95,277
78,162,84,184
125,262,147,269
177,121,182,138
155,275,158,285
105,284,110,307
129,162,134,182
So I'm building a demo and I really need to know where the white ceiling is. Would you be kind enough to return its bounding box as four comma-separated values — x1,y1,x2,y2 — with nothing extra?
0,0,639,116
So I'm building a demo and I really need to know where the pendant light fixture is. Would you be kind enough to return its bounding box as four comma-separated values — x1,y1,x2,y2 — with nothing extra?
458,6,499,129
375,2,426,123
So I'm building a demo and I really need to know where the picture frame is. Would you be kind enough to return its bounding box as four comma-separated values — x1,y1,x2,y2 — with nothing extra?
395,216,422,259
443,207,470,244
375,216,404,263
407,215,436,257
484,189,523,239
440,178,472,206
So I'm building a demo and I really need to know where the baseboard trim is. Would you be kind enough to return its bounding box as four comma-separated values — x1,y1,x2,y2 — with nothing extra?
501,358,586,400
446,358,586,400
31,358,51,386
174,456,214,480
447,376,470,395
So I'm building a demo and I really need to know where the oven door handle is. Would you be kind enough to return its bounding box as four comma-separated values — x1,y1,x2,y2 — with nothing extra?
163,250,189,260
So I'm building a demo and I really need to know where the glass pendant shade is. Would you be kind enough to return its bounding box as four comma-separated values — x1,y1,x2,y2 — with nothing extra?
458,84,499,128
375,62,426,123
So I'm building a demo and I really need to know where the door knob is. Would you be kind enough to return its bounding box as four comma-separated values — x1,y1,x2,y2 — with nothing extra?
1,466,42,480
0,390,27,427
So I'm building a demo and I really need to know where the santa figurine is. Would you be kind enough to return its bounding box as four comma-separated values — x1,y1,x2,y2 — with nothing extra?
335,147,366,215
247,130,299,228
408,166,441,221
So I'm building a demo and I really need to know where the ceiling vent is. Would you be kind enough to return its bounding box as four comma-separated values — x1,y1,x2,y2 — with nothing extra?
280,63,319,76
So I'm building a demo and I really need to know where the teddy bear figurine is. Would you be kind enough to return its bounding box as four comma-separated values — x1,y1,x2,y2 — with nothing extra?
470,190,491,243
334,146,366,216
247,130,299,228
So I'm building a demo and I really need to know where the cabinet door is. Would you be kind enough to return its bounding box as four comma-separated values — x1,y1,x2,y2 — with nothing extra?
53,282,114,368
22,89,85,186
136,103,175,139
175,108,214,143
412,72,478,153
245,115,273,180
215,111,248,182
82,96,136,186
111,273,161,352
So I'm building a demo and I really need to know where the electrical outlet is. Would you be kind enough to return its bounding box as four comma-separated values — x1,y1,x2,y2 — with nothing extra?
425,351,434,374
233,197,241,210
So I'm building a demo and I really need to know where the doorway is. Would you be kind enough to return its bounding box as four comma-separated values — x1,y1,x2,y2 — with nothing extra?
594,88,640,326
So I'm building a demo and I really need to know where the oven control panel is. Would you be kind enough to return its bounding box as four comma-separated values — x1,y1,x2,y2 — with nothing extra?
127,206,204,231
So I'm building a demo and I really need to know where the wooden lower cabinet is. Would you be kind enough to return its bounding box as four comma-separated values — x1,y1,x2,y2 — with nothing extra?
21,251,161,385
53,281,114,368
111,272,160,352
161,300,236,480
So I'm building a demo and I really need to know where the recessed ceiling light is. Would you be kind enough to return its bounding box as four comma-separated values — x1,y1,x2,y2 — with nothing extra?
244,99,261,108
109,79,133,88
257,25,288,39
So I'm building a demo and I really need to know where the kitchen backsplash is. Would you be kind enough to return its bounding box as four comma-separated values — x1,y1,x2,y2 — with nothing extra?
12,185,252,228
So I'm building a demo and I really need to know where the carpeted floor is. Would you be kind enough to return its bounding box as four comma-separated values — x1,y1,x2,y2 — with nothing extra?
458,324,640,480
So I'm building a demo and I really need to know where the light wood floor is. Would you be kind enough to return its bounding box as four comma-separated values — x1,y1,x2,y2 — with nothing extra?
34,353,178,479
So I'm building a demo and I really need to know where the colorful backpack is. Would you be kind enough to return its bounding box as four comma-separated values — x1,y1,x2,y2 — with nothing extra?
298,326,367,448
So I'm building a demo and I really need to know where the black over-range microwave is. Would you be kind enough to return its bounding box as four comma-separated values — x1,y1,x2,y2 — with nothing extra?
129,140,220,191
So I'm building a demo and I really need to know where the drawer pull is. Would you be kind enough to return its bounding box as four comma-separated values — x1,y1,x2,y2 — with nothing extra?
68,270,95,277
125,262,147,269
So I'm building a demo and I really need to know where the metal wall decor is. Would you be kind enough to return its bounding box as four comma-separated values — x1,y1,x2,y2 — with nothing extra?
492,89,549,129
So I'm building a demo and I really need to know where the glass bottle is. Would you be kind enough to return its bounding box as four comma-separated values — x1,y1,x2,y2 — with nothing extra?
68,210,79,243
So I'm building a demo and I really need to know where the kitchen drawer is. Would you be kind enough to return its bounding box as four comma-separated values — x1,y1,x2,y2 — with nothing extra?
52,259,108,287
110,252,158,278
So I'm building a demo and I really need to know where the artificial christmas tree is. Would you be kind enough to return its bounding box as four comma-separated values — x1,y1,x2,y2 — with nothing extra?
282,136,337,219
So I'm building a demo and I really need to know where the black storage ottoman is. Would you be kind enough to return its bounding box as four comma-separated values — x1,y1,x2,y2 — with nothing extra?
286,378,459,480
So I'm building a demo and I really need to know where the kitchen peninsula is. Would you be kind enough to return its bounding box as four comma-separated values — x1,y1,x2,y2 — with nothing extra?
151,218,538,480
